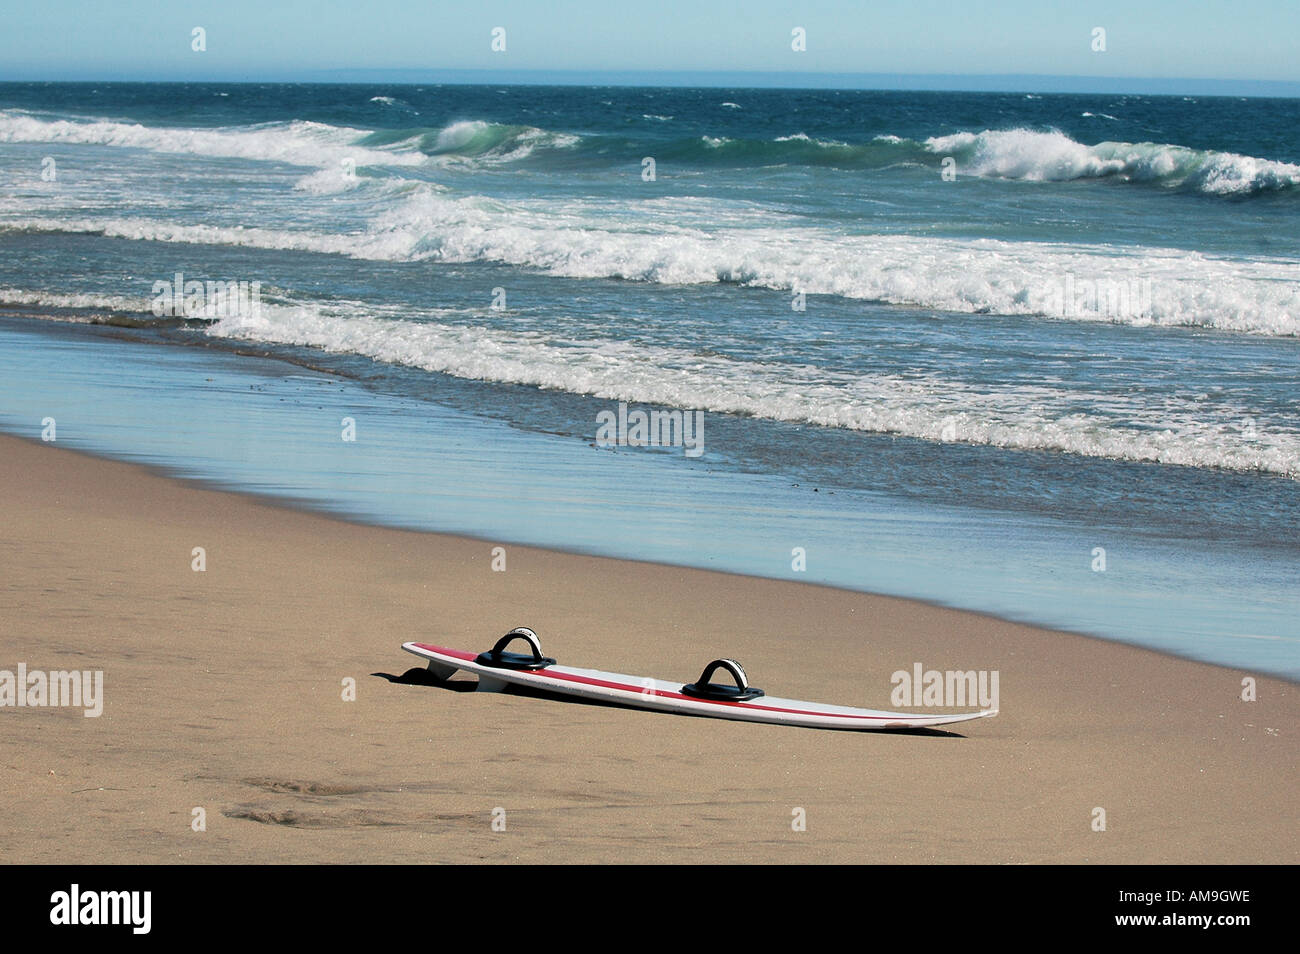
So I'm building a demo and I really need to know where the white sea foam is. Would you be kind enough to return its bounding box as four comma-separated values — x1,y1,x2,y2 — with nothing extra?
0,110,424,169
9,109,1295,197
200,299,1298,477
8,200,1298,336
0,286,149,313
924,127,1300,194
293,166,366,194
6,285,1293,475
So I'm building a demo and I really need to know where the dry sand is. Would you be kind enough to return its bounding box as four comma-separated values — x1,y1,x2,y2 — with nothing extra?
1,433,1295,863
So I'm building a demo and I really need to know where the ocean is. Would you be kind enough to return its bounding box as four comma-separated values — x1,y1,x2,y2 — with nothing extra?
1,82,1296,676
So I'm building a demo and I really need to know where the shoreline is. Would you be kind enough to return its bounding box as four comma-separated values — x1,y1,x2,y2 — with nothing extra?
2,313,1296,681
6,428,1294,689
2,433,1295,863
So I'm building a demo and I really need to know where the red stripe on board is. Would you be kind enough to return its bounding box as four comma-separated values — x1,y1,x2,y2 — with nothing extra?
409,643,918,721
530,666,897,720
411,645,479,662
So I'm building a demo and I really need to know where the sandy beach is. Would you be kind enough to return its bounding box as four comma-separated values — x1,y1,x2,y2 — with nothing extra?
0,432,1294,864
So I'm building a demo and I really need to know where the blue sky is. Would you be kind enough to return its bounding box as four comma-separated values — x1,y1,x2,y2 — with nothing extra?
3,0,1298,91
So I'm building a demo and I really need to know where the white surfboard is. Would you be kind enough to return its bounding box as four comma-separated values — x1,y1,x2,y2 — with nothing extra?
401,628,998,731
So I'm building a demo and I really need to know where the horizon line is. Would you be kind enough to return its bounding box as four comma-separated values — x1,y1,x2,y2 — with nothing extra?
2,69,1299,98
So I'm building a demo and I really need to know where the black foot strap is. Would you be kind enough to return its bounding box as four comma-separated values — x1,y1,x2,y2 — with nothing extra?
475,627,556,671
681,658,765,701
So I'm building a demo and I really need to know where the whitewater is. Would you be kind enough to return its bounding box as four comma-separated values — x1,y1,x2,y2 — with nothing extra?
2,81,1297,678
